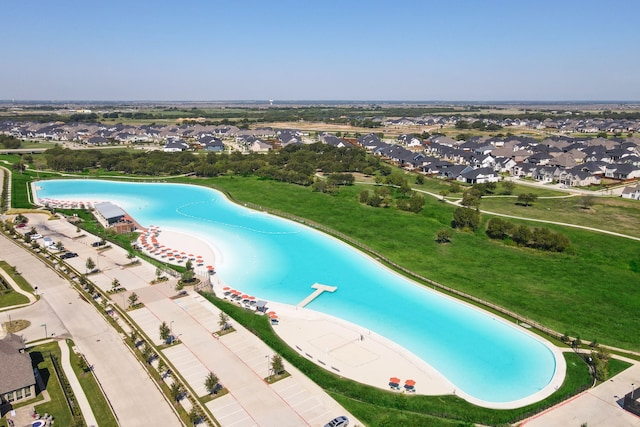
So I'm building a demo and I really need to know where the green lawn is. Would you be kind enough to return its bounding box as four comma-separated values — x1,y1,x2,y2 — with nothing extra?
29,342,75,427
66,340,118,427
480,193,640,238
190,176,640,351
0,261,31,308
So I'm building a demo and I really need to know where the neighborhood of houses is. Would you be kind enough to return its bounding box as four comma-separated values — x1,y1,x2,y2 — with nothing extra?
2,116,640,199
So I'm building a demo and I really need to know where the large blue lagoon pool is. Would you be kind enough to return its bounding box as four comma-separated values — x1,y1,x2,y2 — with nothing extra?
35,179,560,404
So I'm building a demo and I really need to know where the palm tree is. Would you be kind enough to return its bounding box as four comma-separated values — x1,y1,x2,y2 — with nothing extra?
111,278,120,292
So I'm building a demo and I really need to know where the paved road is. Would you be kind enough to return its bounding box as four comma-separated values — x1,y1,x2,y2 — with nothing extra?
0,232,181,427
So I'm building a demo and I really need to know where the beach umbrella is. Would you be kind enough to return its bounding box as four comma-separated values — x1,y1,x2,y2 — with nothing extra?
404,379,416,387
241,294,249,299
223,287,230,290
247,296,255,300
206,265,214,270
269,313,278,318
389,377,400,384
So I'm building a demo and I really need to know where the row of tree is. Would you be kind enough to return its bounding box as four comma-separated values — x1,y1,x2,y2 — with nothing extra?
43,143,389,184
486,217,570,252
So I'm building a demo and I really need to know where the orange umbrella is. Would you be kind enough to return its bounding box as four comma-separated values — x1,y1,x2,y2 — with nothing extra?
223,287,230,290
389,377,400,384
405,379,416,387
269,313,278,318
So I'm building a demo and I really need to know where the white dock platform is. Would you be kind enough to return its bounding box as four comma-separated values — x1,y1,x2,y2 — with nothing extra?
297,283,337,307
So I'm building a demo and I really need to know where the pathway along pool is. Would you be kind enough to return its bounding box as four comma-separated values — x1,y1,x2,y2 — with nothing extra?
35,179,563,405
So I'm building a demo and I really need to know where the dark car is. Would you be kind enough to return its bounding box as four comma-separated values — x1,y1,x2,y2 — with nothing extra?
325,416,349,427
91,241,106,247
60,252,78,259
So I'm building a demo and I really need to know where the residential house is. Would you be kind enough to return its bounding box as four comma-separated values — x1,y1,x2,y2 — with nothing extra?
162,139,189,152
457,167,499,184
0,333,37,406
621,183,640,200
604,163,640,180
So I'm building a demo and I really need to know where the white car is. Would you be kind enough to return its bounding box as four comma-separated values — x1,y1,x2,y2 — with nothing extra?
325,416,349,427
29,233,43,240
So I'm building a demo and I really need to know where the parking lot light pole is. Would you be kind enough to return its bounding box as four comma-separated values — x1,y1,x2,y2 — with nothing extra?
170,321,174,343
41,323,47,339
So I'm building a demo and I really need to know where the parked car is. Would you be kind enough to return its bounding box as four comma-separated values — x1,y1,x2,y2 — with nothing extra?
16,223,26,228
91,241,106,247
325,416,349,427
30,233,43,240
60,252,78,259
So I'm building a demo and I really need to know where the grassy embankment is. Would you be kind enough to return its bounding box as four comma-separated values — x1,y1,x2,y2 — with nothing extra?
189,175,640,351
0,260,31,308
203,293,595,426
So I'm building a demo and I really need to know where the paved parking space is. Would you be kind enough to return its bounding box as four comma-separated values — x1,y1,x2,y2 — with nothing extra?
163,344,210,397
128,306,164,345
206,395,256,427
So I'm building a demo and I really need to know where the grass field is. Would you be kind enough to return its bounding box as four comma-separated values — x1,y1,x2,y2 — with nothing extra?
187,175,640,351
480,194,640,238
66,340,118,427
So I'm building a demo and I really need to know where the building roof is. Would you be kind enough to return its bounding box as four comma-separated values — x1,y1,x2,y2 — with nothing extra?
94,202,126,221
0,333,35,394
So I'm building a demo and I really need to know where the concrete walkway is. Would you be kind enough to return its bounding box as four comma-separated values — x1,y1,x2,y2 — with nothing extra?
58,340,99,427
0,261,38,310
0,231,181,427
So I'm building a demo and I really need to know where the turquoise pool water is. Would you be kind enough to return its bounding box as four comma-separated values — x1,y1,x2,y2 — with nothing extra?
35,179,559,403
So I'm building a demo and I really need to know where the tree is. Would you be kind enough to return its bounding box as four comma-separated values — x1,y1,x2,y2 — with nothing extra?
85,257,96,273
271,354,284,375
204,371,219,395
188,407,200,426
517,193,538,207
218,312,230,331
159,321,171,344
142,344,155,364
435,229,452,244
157,359,167,378
461,191,480,209
55,241,64,251
185,259,193,271
512,225,532,246
415,174,424,185
452,207,480,231
111,278,120,292
155,267,163,281
77,355,90,373
486,218,513,240
128,292,139,308
130,330,139,346
502,181,515,195
181,269,195,283
439,189,449,201
169,381,182,402
579,194,595,210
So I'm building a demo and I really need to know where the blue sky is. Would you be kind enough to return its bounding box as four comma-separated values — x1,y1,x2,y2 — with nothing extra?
2,0,639,101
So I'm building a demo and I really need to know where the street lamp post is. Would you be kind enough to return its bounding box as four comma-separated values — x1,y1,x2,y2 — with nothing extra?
170,321,174,343
41,323,47,340
265,355,271,382
633,383,635,400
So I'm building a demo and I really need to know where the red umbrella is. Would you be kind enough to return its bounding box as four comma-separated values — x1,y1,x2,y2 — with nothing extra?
405,379,416,387
389,377,400,384
241,294,249,299
206,265,214,270
270,314,279,319
188,254,194,257
180,251,186,255
267,311,276,315
223,287,230,290
247,296,255,300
